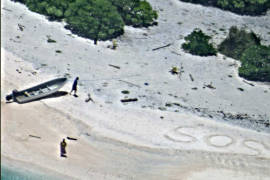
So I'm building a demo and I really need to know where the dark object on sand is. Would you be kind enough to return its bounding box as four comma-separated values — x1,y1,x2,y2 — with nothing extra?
67,137,78,141
60,139,67,158
121,98,138,103
5,77,67,104
108,64,121,69
85,93,94,103
29,135,41,139
152,43,171,51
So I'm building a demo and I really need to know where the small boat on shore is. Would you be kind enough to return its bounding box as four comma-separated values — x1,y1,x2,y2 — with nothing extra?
6,77,67,103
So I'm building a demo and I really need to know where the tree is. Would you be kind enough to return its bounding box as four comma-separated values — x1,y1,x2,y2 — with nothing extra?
239,45,270,82
180,0,270,15
65,0,124,44
12,0,158,42
218,26,261,60
182,28,217,56
108,0,158,27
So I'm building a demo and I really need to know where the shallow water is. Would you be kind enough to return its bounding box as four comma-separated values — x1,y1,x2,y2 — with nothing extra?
1,165,61,180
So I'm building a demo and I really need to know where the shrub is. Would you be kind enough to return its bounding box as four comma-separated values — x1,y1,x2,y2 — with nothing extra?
182,28,217,56
12,0,158,43
239,45,270,81
65,0,124,44
218,26,261,60
108,0,158,27
180,0,270,16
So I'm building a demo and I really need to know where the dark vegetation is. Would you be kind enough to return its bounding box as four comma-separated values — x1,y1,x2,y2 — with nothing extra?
180,0,270,16
182,29,217,56
218,26,261,60
182,27,270,82
12,0,158,44
219,27,270,82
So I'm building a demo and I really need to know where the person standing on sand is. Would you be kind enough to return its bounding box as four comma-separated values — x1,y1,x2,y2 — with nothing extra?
70,77,79,96
60,138,67,157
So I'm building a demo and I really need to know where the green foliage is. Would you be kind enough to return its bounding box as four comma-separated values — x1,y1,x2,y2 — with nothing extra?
109,0,158,27
239,45,270,81
219,26,270,82
182,29,217,56
180,0,270,15
25,0,74,20
12,0,158,43
218,26,261,60
65,0,124,42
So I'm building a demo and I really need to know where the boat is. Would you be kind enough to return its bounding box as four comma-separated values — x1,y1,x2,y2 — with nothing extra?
6,77,68,103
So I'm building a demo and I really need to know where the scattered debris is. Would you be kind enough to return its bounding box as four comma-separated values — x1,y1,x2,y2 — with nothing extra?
171,51,181,56
67,137,78,141
165,103,172,107
237,87,244,91
189,74,194,81
29,135,41,139
152,43,172,51
170,64,184,79
109,64,120,69
85,93,94,103
170,66,180,75
121,90,130,94
158,107,167,111
112,39,117,49
47,35,56,43
16,69,22,73
228,62,237,67
31,71,37,75
243,80,255,86
121,98,138,103
18,24,24,31
2,7,12,12
204,82,216,89
119,80,141,88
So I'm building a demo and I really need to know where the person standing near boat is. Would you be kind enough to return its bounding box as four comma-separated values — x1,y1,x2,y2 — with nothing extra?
60,138,67,157
70,77,79,96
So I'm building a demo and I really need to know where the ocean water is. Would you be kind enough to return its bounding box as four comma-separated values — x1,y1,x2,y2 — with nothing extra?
1,165,61,180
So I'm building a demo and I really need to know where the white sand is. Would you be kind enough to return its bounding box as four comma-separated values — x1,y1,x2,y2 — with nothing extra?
1,0,270,179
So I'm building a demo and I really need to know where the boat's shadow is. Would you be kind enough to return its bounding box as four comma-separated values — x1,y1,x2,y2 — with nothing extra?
44,91,69,99
7,91,69,104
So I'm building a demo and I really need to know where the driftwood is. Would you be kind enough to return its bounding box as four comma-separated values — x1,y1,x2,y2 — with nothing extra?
67,137,78,141
243,80,255,86
3,8,12,12
204,83,216,89
119,80,141,88
152,43,171,51
171,51,181,56
121,98,138,103
108,64,120,69
29,135,41,139
189,74,194,81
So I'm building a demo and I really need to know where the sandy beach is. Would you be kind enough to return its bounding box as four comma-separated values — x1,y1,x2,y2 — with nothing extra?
1,0,270,179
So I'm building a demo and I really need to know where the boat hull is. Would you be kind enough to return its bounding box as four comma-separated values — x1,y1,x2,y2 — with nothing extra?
9,77,67,103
